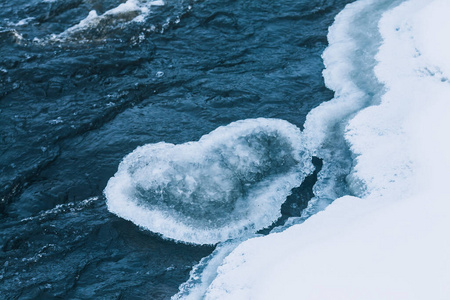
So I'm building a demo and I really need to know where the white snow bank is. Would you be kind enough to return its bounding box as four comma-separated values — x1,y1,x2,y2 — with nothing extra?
203,0,450,298
207,192,450,299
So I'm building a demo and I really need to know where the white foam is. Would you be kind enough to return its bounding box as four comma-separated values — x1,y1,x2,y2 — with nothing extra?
105,118,314,245
8,17,35,27
201,0,450,298
51,10,100,40
49,0,165,42
20,196,99,223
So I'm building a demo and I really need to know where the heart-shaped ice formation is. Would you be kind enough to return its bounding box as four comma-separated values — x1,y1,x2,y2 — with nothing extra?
104,118,313,244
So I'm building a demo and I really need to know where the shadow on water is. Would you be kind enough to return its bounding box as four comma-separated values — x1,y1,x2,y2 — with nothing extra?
258,156,323,235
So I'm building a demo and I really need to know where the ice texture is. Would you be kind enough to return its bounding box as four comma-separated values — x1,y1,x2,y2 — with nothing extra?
105,118,313,245
172,238,246,299
201,0,450,298
291,0,404,222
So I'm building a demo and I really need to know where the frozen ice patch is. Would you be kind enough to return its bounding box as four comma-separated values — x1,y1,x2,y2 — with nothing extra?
104,118,313,244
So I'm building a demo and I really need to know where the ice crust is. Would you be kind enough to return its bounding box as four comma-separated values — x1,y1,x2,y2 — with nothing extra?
200,0,450,298
295,0,404,221
105,118,313,245
172,238,247,300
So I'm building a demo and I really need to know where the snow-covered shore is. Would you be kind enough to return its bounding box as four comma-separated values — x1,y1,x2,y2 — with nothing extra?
201,0,450,298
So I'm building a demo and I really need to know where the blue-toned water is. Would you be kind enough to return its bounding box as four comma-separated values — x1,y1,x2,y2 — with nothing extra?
1,0,351,298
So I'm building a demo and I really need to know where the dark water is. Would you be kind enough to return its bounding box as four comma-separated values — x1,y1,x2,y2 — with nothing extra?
1,0,351,298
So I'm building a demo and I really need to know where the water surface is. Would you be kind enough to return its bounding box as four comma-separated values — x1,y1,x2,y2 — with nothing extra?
0,0,351,298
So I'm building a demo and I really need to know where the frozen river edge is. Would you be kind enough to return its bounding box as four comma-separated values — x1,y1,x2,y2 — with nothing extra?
180,0,450,298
